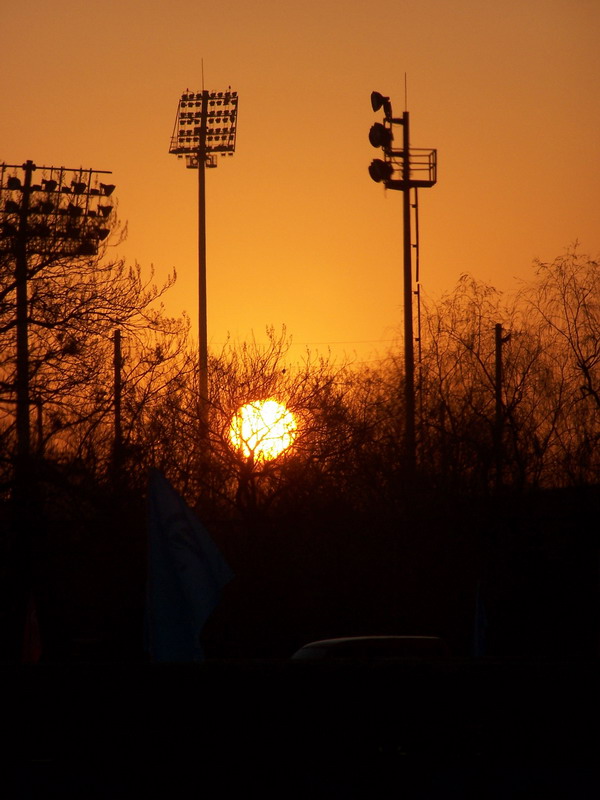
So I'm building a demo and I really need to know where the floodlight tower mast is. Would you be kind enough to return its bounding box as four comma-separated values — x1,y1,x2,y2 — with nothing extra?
0,160,116,476
368,92,437,477
169,88,238,427
0,160,116,659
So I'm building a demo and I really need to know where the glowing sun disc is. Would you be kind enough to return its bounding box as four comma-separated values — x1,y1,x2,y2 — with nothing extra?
229,399,298,460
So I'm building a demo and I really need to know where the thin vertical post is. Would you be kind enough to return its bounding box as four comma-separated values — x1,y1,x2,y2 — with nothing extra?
15,160,34,473
198,91,209,431
494,322,504,491
402,112,416,476
113,328,122,480
413,188,423,437
11,160,34,661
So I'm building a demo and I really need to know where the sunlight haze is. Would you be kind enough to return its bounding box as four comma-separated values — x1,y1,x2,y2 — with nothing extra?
2,0,599,364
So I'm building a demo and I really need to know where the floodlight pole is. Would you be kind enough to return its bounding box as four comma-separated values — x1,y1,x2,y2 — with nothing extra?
3,159,115,475
197,91,209,429
0,159,116,659
401,113,416,475
12,161,34,657
368,93,437,479
15,161,34,471
169,87,239,433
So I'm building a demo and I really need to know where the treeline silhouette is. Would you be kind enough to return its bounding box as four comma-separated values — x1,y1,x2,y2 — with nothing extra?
0,243,598,661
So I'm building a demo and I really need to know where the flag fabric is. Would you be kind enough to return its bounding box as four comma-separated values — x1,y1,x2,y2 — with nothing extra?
145,469,233,662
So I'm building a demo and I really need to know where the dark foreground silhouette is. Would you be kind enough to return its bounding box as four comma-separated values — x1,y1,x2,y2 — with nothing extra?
5,658,599,798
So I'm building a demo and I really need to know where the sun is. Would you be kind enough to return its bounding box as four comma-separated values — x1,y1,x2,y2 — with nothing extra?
229,399,298,461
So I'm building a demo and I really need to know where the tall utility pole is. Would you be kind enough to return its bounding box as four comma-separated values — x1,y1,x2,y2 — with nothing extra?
169,88,239,426
368,92,437,476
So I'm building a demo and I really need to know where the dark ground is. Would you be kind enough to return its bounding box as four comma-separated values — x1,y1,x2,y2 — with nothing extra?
4,658,599,798
2,485,599,796
17,484,599,663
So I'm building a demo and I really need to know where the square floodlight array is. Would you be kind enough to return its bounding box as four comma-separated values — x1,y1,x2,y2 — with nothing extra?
0,163,116,257
169,89,238,168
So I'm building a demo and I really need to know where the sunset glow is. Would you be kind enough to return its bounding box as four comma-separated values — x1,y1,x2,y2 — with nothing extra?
229,400,298,461
2,1,598,365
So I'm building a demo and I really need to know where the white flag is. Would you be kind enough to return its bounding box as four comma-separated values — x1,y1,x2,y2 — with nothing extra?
145,469,233,662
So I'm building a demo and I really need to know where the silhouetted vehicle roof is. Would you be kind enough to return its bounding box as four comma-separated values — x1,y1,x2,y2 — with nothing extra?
291,635,451,660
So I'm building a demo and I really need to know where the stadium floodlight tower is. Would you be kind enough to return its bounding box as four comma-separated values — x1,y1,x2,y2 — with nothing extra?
0,160,116,658
169,88,239,426
368,92,437,478
0,160,115,477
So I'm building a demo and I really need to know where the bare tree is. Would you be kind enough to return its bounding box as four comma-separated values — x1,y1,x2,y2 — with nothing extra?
131,326,387,522
0,207,188,490
414,248,600,491
417,275,506,492
517,247,600,484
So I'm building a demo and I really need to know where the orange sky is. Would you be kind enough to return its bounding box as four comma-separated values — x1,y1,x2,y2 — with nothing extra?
2,0,599,365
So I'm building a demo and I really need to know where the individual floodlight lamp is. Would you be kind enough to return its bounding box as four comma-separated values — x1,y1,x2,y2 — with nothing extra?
371,91,392,117
368,159,394,183
369,122,393,150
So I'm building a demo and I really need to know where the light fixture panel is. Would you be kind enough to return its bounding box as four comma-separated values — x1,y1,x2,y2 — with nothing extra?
169,88,238,163
0,162,115,256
